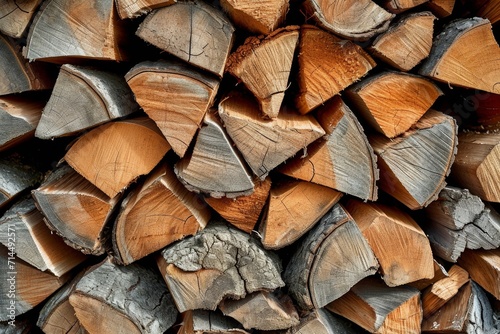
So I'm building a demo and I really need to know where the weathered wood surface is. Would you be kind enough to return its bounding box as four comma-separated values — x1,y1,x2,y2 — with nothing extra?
279,308,362,334
178,310,249,334
0,0,42,38
115,0,175,19
458,248,500,300
384,0,428,13
408,259,449,290
427,0,455,17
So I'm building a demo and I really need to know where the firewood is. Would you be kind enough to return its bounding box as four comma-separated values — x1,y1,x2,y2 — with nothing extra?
35,64,139,140
303,0,394,41
125,60,220,158
0,0,42,38
419,17,500,94
345,199,434,287
32,165,118,256
294,25,376,115
473,0,500,25
226,27,299,118
409,259,449,290
279,96,379,201
1,312,39,334
370,110,457,210
157,221,285,312
458,248,500,300
219,0,288,34
113,162,211,265
136,0,234,77
326,277,422,334
69,259,178,334
204,177,271,233
218,92,325,179
178,310,249,334
427,0,455,17
282,308,362,334
175,111,254,198
115,0,175,19
64,117,171,198
383,0,428,13
346,71,442,138
0,197,86,276
218,291,300,331
284,204,379,310
259,179,342,250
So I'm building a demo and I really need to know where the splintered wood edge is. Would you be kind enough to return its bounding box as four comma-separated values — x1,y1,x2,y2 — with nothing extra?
115,0,176,19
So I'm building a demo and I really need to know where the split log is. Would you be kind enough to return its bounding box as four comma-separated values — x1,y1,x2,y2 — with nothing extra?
326,277,422,334
345,199,435,287
226,27,299,118
218,92,325,179
157,221,285,312
294,25,376,115
458,248,500,300
136,0,235,77
259,179,342,249
473,0,500,25
303,0,394,41
0,0,42,38
427,0,455,17
284,204,379,310
281,308,362,334
346,71,442,138
115,0,175,19
64,117,171,198
32,165,118,255
125,60,220,158
35,64,139,140
175,111,254,198
370,110,457,210
419,17,500,94
178,310,249,334
204,177,271,233
383,0,428,13
408,259,449,290
113,162,211,265
69,259,178,334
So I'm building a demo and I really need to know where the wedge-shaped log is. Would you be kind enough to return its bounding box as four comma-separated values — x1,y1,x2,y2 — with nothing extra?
178,310,249,334
295,25,376,114
259,179,342,249
371,110,457,210
383,0,428,13
115,0,175,19
69,259,178,334
64,117,171,198
175,111,254,198
0,0,42,38
219,92,325,179
326,277,422,334
284,204,379,310
458,248,500,300
113,162,211,265
32,165,118,255
345,199,434,287
158,221,284,312
284,308,362,334
419,18,500,94
36,64,138,139
303,0,394,41
226,27,299,118
126,60,220,157
136,1,234,77
279,96,379,201
427,0,455,17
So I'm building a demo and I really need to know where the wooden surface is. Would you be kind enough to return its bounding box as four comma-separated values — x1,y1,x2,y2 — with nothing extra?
458,248,500,300
384,0,428,13
115,0,175,19
0,0,42,38
427,0,455,17
178,310,249,334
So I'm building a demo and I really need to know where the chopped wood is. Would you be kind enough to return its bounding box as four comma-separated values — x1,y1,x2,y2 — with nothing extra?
157,221,284,312
474,0,500,25
226,27,299,118
370,110,457,210
409,259,449,290
259,179,342,249
218,92,325,179
115,0,175,19
284,204,379,310
419,17,500,94
0,0,42,38
346,71,442,138
294,25,376,114
279,96,379,201
126,60,220,157
458,248,500,300
282,308,362,334
345,198,434,287
35,64,139,140
427,0,455,17
178,310,249,334
383,0,428,13
474,92,500,130
64,117,171,198
113,162,211,265
174,111,254,198
303,0,394,41
136,0,235,77
1,313,39,334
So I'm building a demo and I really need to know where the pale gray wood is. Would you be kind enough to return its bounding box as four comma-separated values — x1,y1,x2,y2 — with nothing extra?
0,0,42,38
188,310,249,333
284,309,363,334
0,155,42,209
422,221,466,262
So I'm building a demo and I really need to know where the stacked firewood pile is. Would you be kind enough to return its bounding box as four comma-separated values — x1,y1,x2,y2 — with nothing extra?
1,0,500,333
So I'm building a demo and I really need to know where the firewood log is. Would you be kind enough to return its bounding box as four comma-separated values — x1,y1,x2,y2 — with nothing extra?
409,259,449,290
126,60,220,158
0,0,42,38
178,310,249,334
115,0,175,19
136,0,235,77
280,308,362,334
0,311,39,334
473,0,500,24
458,248,500,300
284,204,379,310
157,221,284,312
427,0,455,17
383,0,428,13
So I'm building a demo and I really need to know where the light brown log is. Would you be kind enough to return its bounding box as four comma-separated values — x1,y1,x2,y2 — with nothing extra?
115,0,175,19
259,179,342,249
281,308,363,334
294,25,376,114
370,110,457,210
64,117,171,198
125,60,220,158
279,96,379,201
408,259,449,290
345,198,434,287
136,0,234,77
474,0,500,25
458,248,500,300
0,0,42,38
113,162,211,265
178,310,249,334
427,0,455,17
383,0,428,13
346,71,442,138
226,27,299,118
